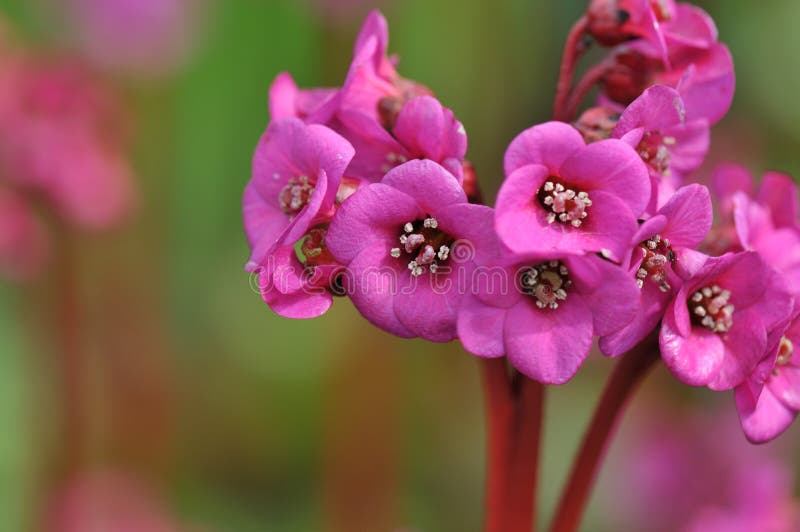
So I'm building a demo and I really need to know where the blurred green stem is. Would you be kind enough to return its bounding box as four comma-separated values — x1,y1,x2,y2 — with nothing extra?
549,337,660,532
481,358,544,532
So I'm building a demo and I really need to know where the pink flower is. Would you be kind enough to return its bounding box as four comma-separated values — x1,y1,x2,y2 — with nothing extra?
612,408,800,532
43,470,185,532
735,308,800,443
611,84,709,211
325,159,498,341
601,3,735,125
0,188,49,281
600,184,712,356
660,251,794,390
496,121,650,260
457,250,639,384
0,54,136,230
587,0,676,65
268,11,468,184
243,118,355,318
60,0,199,76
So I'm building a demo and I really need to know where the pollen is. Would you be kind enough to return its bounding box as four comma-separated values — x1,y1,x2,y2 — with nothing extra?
520,260,572,310
688,284,734,333
537,179,592,227
636,130,672,175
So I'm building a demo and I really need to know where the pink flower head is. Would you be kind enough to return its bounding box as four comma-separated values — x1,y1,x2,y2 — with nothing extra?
587,0,676,66
61,0,199,76
458,250,639,384
0,187,49,282
705,164,800,261
243,118,355,318
325,159,498,341
611,84,709,211
268,11,468,185
735,307,800,443
601,3,735,125
600,184,712,356
43,470,184,532
660,251,794,390
496,121,650,260
0,55,136,230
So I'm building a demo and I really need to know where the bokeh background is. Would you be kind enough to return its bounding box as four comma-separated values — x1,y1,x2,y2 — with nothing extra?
1,0,799,530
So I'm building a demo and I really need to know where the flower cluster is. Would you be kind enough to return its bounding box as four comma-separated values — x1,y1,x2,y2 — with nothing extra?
243,6,799,443
0,31,136,280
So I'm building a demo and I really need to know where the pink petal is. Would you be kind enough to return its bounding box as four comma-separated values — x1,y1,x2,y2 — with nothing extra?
558,190,639,261
661,319,725,386
243,181,291,268
659,184,712,249
435,203,500,264
711,163,754,205
565,254,640,337
260,247,334,319
770,366,800,411
457,296,507,358
758,171,799,229
345,243,415,338
505,295,594,385
326,183,422,264
600,279,673,357
393,267,464,342
382,159,466,213
494,164,556,253
559,139,651,217
708,308,768,391
503,121,585,176
613,85,684,137
393,96,467,163
735,383,797,444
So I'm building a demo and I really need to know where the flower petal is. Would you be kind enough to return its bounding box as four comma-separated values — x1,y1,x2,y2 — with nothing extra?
505,295,594,385
503,121,585,176
381,159,466,213
735,382,797,444
661,319,725,386
457,297,507,358
659,184,712,249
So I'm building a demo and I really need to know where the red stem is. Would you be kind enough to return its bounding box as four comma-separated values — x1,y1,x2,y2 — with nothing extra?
549,339,660,532
564,62,610,122
553,16,589,121
54,230,86,474
481,358,545,532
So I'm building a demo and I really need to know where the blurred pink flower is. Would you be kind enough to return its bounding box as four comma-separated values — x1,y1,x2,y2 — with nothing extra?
587,0,676,65
0,54,136,230
0,187,49,281
615,409,800,532
61,0,199,76
43,471,184,532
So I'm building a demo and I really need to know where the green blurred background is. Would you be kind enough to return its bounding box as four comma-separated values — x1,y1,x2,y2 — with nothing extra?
0,0,799,530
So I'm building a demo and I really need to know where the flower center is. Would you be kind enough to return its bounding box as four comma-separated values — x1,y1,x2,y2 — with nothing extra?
688,284,734,333
636,234,675,292
279,175,314,215
636,130,674,175
378,96,405,129
519,261,572,310
537,179,592,227
389,217,455,276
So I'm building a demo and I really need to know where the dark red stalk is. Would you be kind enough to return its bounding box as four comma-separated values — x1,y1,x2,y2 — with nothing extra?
54,230,87,474
481,358,545,532
564,62,610,122
549,338,660,532
553,16,590,122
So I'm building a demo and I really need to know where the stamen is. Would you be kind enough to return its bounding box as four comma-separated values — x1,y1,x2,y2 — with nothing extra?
519,261,572,310
389,217,455,276
538,179,592,227
636,130,672,174
688,284,734,333
637,234,675,292
279,175,314,215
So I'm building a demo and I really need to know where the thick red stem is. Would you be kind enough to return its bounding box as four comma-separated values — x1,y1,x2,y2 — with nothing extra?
481,358,545,532
549,338,660,532
553,16,590,121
